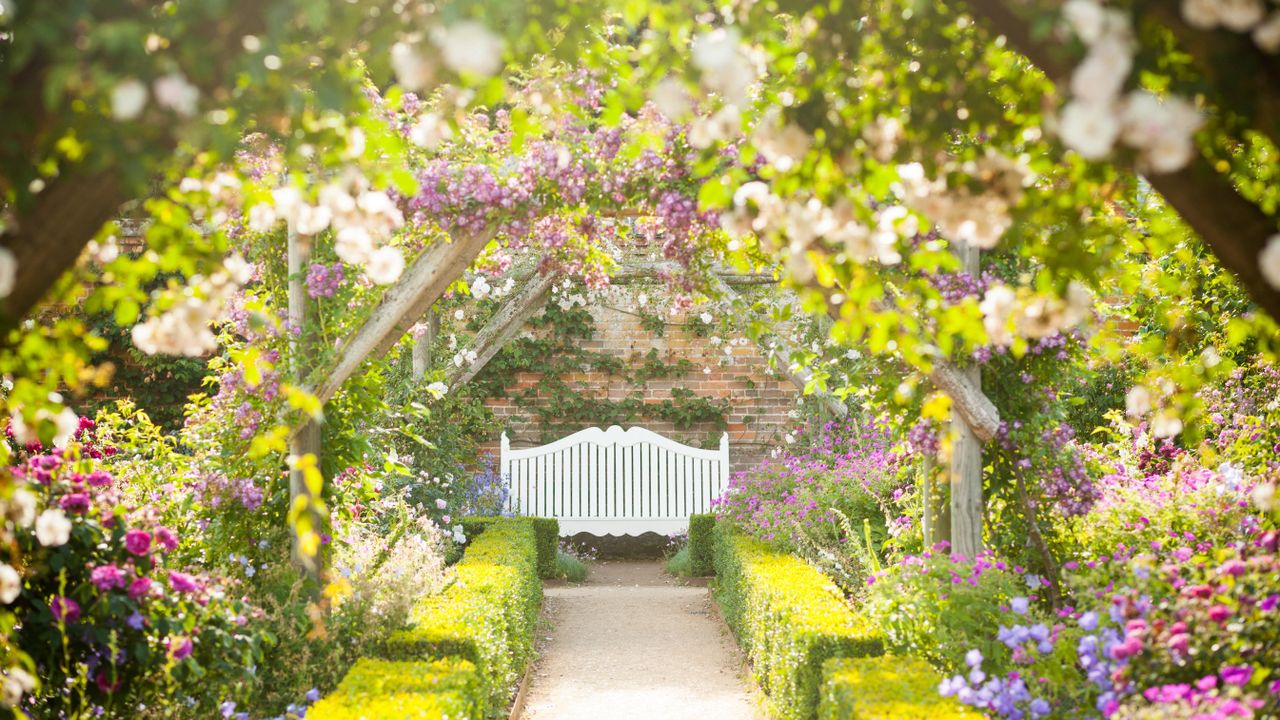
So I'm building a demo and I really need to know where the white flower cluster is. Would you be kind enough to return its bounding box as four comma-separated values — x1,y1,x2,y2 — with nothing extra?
1183,0,1280,53
9,405,78,448
390,20,505,91
109,71,200,122
1124,382,1184,438
468,274,515,301
721,182,906,277
688,105,742,149
451,348,478,368
690,27,757,106
252,181,406,285
752,111,811,172
897,152,1032,250
979,281,1093,346
132,254,251,356
1057,1,1203,171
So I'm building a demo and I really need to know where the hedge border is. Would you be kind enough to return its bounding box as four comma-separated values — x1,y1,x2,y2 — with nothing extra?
712,523,884,720
819,656,981,720
307,657,482,719
531,517,559,578
688,513,716,576
312,517,544,720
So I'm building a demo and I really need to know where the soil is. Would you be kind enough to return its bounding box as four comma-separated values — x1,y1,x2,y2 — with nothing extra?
521,561,768,720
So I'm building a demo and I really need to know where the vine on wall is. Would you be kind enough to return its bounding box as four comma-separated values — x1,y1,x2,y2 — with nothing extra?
468,302,730,446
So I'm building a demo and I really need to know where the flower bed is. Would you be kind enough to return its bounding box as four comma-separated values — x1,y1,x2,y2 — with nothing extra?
819,656,980,720
315,516,542,718
713,522,883,720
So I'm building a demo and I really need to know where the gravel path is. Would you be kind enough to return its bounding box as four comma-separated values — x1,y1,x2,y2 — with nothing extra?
522,561,766,720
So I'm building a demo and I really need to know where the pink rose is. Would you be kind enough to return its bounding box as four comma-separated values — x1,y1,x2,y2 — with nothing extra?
127,576,153,601
155,527,179,553
90,564,125,592
1208,605,1232,623
124,529,152,557
168,571,198,594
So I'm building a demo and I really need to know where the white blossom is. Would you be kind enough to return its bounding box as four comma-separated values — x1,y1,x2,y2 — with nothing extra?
1182,0,1221,28
425,381,448,398
1119,91,1202,173
1058,100,1120,159
979,284,1017,346
1151,411,1183,439
0,247,16,299
365,245,406,285
650,77,692,119
0,668,33,708
1259,234,1280,289
691,27,742,72
1219,0,1266,31
35,508,71,547
1255,11,1280,53
1254,481,1277,511
390,42,434,91
7,489,35,527
153,72,199,117
437,21,505,77
688,105,742,149
0,564,19,604
756,123,811,172
1070,36,1132,104
1125,385,1153,417
293,204,333,236
409,112,454,150
334,227,374,266
110,78,148,121
1062,0,1107,43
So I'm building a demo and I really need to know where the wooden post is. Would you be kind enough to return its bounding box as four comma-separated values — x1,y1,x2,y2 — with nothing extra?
950,240,984,559
287,229,323,580
411,308,438,378
445,270,559,389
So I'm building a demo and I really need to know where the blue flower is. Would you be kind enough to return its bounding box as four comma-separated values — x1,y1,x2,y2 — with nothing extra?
220,700,237,718
305,687,321,703
965,649,984,668
1011,596,1030,615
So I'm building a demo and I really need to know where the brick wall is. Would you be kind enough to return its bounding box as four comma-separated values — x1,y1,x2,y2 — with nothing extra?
476,284,803,473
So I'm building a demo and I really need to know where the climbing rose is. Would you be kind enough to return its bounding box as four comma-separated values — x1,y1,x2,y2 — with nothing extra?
168,571,198,594
155,526,179,552
128,576,153,601
124,529,152,556
90,564,125,591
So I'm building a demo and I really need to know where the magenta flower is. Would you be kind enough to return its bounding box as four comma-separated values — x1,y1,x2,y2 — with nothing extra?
90,564,125,591
128,576,153,601
1220,665,1253,687
155,526,179,553
124,529,152,556
168,570,198,594
51,596,80,623
59,493,90,515
168,635,193,660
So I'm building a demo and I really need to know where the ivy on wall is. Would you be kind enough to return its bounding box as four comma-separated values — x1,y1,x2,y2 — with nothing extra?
468,303,730,446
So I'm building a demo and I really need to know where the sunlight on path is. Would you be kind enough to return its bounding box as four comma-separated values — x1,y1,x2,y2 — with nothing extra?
523,561,766,720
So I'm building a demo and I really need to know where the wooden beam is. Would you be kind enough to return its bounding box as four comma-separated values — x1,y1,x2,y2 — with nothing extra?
411,308,438,378
948,241,984,559
609,262,778,286
287,229,323,580
305,228,493,408
930,360,1000,443
446,270,560,389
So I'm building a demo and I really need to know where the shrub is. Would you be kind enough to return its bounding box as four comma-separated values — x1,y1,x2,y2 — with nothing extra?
819,656,981,720
713,523,883,720
553,549,588,583
384,517,541,714
665,546,691,576
688,513,715,576
532,517,559,578
309,657,482,720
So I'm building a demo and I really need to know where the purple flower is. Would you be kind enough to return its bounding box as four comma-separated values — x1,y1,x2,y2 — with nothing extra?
1011,596,1030,615
90,564,125,591
1220,665,1253,687
51,596,80,623
168,571,199,594
168,635,193,660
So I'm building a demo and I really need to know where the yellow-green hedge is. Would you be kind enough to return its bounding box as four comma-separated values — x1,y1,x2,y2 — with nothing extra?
819,656,982,720
314,517,542,719
713,523,883,720
309,657,481,720
688,513,716,576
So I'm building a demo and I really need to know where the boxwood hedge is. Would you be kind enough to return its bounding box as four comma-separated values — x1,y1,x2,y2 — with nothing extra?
819,656,981,719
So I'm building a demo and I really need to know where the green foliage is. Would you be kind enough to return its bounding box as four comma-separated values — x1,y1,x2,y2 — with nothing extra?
553,549,588,583
309,658,482,720
82,312,207,431
471,300,728,441
385,518,541,714
688,513,716,576
665,546,691,577
531,517,559,579
712,524,884,720
818,656,981,720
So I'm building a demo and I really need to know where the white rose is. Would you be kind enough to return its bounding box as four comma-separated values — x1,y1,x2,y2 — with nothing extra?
1182,0,1220,29
1070,36,1132,104
1125,385,1153,417
0,668,33,707
1058,100,1120,160
51,407,78,448
35,508,72,547
365,245,406,285
409,112,453,150
1151,412,1183,439
292,204,332,236
1062,0,1107,43
1218,0,1265,31
979,284,1018,346
691,27,742,72
1254,11,1280,53
650,76,692,119
0,564,19,604
334,226,374,266
390,42,434,91
110,78,148,121
1259,234,1280,289
8,489,35,527
0,247,16,299
153,72,199,117
437,21,505,77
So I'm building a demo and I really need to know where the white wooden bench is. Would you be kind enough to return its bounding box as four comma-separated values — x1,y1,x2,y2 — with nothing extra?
499,425,729,536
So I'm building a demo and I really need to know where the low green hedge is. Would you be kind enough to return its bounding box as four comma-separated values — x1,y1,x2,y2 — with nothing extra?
713,523,883,720
315,517,542,719
688,513,716,576
531,517,559,578
819,656,981,720
309,657,482,720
